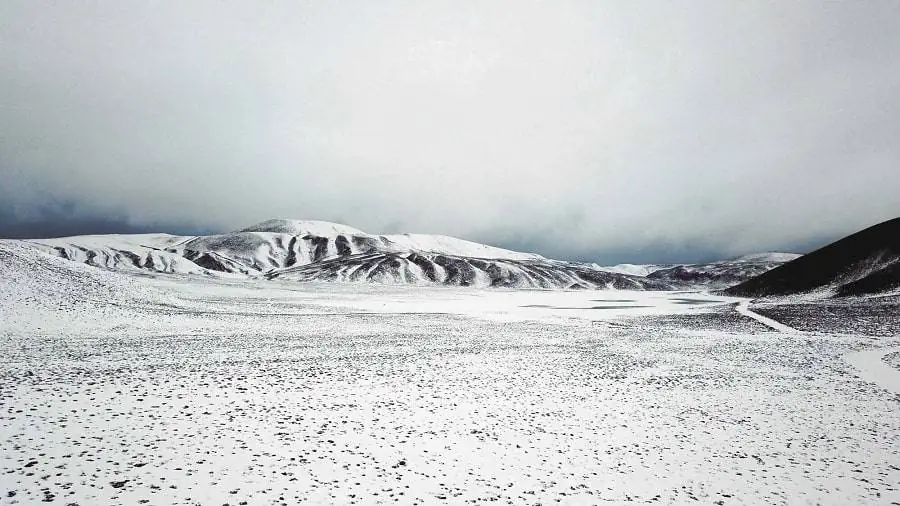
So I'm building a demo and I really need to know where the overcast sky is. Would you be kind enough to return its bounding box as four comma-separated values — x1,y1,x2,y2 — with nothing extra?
2,2,898,263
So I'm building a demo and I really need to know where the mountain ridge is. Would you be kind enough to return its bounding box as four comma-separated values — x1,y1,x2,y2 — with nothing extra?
19,219,661,289
14,218,806,290
607,252,802,289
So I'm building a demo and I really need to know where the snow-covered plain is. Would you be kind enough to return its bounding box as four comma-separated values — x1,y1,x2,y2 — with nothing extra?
2,241,899,505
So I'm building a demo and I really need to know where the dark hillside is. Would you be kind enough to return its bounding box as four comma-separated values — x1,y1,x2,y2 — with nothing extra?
724,218,900,297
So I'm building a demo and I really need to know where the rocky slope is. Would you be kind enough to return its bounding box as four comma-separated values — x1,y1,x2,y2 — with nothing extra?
724,218,900,297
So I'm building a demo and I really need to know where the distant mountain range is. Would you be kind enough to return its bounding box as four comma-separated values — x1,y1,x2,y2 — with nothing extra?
12,217,898,296
600,253,801,289
18,219,673,290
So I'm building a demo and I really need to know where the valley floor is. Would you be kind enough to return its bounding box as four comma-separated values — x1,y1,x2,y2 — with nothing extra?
1,244,899,505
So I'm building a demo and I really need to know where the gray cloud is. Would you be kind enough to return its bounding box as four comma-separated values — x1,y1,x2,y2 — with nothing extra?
0,199,215,239
2,1,899,263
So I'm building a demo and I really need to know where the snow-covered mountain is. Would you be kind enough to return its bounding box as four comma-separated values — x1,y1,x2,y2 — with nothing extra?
268,251,674,289
597,253,799,285
603,252,801,289
15,218,820,291
22,219,673,290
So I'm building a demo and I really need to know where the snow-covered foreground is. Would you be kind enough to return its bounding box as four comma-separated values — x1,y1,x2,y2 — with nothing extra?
1,243,899,505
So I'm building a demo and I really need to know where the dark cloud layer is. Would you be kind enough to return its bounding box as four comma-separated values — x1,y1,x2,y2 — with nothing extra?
0,200,215,239
2,2,898,263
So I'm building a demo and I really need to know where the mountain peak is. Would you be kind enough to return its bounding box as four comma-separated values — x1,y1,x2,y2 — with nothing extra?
236,219,365,237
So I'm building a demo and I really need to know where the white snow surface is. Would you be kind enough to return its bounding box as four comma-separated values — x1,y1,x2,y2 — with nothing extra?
2,241,900,504
844,346,900,394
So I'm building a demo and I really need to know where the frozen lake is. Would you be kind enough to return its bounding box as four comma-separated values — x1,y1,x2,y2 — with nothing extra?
1,245,899,505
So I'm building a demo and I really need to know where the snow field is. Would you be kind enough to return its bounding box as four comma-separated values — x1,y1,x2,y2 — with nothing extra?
1,243,899,505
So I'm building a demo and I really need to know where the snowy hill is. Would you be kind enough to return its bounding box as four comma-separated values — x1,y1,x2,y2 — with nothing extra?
643,252,801,289
21,219,671,290
237,219,366,236
269,251,671,289
25,233,217,275
596,253,799,288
